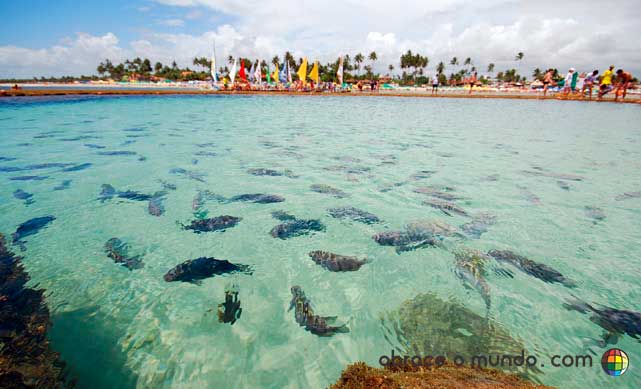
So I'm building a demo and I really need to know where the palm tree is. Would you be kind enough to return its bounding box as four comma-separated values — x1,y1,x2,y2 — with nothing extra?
464,57,472,66
515,52,524,73
272,55,280,67
450,57,458,66
227,55,234,65
532,68,542,80
354,53,364,76
388,64,394,73
487,63,495,74
436,61,445,74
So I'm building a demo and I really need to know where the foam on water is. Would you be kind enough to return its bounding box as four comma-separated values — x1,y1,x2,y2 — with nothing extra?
1,95,640,388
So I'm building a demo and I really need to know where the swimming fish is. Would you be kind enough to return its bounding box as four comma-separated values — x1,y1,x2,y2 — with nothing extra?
584,206,606,224
423,199,469,217
414,187,462,201
454,248,491,312
563,298,641,344
210,193,285,204
104,238,144,270
372,230,441,254
98,184,155,202
271,210,297,221
270,219,325,239
289,286,349,336
614,191,641,201
53,180,72,191
61,163,92,172
327,206,380,224
217,287,242,325
181,216,242,233
11,216,56,250
13,189,34,205
487,249,575,287
163,257,252,284
460,213,497,239
97,151,137,156
308,251,369,272
310,184,349,198
169,167,206,183
148,194,166,216
247,168,297,178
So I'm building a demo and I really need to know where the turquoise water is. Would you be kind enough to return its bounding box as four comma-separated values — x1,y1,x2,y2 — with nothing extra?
1,95,640,388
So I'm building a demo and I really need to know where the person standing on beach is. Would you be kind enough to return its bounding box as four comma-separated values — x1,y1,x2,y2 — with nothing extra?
431,74,439,95
582,70,599,99
468,72,477,95
614,69,632,101
598,65,615,99
562,68,575,95
543,69,554,96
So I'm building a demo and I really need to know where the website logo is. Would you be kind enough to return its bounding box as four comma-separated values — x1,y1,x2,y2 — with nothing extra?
601,348,629,377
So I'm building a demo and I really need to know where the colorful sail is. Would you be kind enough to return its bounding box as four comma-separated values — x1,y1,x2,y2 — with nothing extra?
308,61,319,84
297,58,308,82
254,63,262,83
248,61,255,82
266,64,271,83
230,58,237,83
272,62,279,83
337,56,343,85
239,59,247,81
211,54,217,83
286,61,292,83
279,62,287,83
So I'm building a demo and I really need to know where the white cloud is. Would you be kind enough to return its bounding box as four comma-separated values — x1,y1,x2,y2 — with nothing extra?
158,18,185,27
1,1,640,78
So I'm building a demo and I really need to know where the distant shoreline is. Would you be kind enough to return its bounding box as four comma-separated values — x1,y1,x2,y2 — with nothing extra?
1,87,639,104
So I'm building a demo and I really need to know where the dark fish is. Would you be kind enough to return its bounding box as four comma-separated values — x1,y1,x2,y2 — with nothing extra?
414,187,462,201
121,140,136,146
59,135,98,141
53,180,72,191
118,190,153,201
11,216,56,249
372,230,440,253
97,151,137,156
289,286,349,336
460,213,497,239
13,189,34,205
308,251,368,272
247,168,283,176
182,216,242,233
522,170,585,181
98,184,157,202
163,257,252,284
584,206,606,223
517,185,542,205
327,206,380,224
148,193,166,216
24,163,74,170
615,191,641,201
557,180,570,191
84,144,106,149
270,219,325,239
227,193,285,204
61,163,92,172
218,288,242,325
104,238,144,270
195,142,216,148
194,151,217,157
157,180,177,191
0,166,25,172
423,199,469,217
487,250,575,287
310,184,349,198
123,127,145,132
0,156,17,161
10,175,48,181
169,167,206,183
271,210,297,221
563,298,641,343
454,248,491,311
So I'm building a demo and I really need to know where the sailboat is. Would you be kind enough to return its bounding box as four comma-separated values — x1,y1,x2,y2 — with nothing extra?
230,58,237,83
211,42,219,90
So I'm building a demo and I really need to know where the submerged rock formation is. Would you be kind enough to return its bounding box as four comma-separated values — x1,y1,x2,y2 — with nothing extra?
0,233,69,388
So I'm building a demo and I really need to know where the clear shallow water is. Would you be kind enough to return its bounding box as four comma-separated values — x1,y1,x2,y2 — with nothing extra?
1,95,640,388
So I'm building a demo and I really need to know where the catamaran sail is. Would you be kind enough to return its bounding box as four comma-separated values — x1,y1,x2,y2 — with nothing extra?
308,61,319,84
230,58,237,83
337,56,344,85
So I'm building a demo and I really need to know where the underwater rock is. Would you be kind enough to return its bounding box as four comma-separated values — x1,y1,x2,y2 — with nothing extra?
327,207,380,224
164,257,252,284
380,292,540,379
0,234,69,388
182,216,242,233
289,286,349,336
487,250,575,287
308,251,368,272
104,238,144,270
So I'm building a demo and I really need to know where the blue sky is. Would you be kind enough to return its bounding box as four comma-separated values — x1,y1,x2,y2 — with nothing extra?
1,0,639,78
